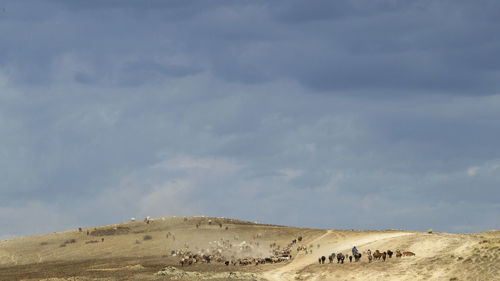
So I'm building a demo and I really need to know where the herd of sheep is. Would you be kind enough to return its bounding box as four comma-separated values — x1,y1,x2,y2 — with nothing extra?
77,216,416,269
158,217,418,268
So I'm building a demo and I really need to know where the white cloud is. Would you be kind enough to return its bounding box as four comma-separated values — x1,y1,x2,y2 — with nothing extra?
467,162,500,176
153,156,242,174
489,164,500,171
467,166,480,176
138,180,197,218
279,169,303,181
316,172,345,192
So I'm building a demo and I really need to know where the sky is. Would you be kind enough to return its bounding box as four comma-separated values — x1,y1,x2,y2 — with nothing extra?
1,0,499,238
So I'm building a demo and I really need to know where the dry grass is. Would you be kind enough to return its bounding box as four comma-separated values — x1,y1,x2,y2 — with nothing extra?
0,217,498,281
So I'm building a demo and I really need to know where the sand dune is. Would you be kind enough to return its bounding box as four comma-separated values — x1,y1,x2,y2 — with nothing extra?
0,217,498,281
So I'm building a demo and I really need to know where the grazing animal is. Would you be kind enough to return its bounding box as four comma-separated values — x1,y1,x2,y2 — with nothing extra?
298,236,303,242
321,256,326,264
403,251,415,256
382,252,387,261
225,261,229,266
353,252,362,262
387,250,393,258
328,253,335,263
373,250,383,260
396,250,402,258
368,254,373,263
337,253,345,264
318,257,322,264
349,255,352,262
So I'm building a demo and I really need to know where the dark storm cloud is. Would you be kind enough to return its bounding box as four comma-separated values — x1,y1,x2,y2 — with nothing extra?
0,0,499,237
263,0,500,94
2,0,499,94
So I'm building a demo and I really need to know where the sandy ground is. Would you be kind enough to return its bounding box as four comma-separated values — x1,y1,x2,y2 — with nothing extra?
0,217,498,281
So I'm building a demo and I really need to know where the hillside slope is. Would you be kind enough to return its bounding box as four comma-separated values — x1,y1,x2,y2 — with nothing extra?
0,216,498,281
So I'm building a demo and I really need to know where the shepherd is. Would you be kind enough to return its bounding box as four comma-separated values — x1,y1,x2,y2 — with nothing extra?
352,246,358,256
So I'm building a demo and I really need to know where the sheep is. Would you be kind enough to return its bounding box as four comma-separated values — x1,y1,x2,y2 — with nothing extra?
373,250,383,260
131,218,136,222
328,253,335,263
336,253,345,264
387,250,393,258
395,250,402,258
353,252,362,262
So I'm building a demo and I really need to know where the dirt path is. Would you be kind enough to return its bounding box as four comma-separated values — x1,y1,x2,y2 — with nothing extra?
261,231,413,281
261,230,333,281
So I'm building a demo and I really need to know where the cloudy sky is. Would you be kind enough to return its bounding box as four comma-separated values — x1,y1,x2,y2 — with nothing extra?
1,0,499,238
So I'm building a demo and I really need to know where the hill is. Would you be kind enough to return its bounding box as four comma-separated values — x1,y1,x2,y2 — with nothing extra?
0,216,498,280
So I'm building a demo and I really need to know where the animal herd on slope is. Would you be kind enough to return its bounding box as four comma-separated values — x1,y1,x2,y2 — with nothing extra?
162,218,417,267
80,217,416,268
318,248,416,265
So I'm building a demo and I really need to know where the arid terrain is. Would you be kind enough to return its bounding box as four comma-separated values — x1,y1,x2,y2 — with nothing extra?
0,216,498,281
